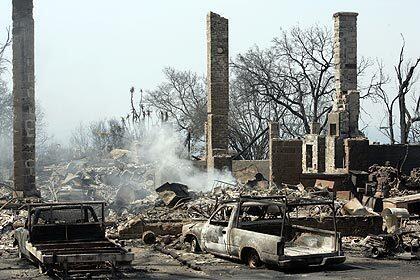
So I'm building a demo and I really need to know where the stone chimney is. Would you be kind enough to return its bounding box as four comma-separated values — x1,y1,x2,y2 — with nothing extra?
331,12,360,137
12,0,39,197
206,12,231,171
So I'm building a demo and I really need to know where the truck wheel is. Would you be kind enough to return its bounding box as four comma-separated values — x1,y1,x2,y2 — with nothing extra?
18,250,24,259
38,264,46,274
247,250,262,269
190,237,201,253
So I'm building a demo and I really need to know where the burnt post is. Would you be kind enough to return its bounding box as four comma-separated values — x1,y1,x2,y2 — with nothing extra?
12,0,39,197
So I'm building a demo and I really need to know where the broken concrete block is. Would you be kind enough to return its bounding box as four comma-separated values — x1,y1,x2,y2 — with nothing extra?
110,149,132,160
118,216,146,239
156,182,190,208
118,217,184,239
314,179,335,190
342,198,371,216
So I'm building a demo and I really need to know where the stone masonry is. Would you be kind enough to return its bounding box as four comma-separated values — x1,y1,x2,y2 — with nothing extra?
302,133,326,173
333,12,358,98
269,122,279,186
206,12,231,172
325,12,361,173
12,0,39,197
301,12,362,175
329,12,360,138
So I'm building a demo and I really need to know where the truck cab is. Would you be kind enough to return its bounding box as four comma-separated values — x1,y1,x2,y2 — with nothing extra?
182,194,345,268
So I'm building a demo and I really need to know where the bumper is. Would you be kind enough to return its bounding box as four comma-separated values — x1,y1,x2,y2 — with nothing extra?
278,255,346,268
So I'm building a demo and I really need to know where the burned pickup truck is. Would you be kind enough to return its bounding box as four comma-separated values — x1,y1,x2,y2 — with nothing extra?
14,201,133,278
182,194,345,268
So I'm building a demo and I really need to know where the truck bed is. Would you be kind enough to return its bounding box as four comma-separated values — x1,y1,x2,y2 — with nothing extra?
284,246,334,257
26,239,134,264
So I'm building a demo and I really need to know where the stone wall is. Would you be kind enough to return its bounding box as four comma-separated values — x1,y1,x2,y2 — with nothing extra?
345,138,369,171
270,139,303,185
325,136,346,173
368,144,420,175
302,134,326,173
12,0,38,197
291,215,383,237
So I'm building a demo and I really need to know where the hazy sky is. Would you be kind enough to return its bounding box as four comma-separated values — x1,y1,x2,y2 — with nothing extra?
0,0,419,143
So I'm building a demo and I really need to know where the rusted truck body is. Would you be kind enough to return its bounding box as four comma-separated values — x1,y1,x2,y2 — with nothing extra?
14,201,133,277
182,195,345,268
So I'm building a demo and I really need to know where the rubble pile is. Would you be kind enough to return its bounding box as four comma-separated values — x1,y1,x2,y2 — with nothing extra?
343,229,420,259
2,151,420,266
368,164,400,197
368,164,420,198
0,210,26,257
35,152,156,211
406,167,420,190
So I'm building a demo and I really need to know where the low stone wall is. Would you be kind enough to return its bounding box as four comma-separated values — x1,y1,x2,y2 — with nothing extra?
300,173,350,190
291,215,383,237
368,144,420,175
118,217,185,239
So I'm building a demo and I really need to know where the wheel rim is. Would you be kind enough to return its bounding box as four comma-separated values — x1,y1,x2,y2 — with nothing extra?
249,253,260,268
371,248,380,258
191,239,197,252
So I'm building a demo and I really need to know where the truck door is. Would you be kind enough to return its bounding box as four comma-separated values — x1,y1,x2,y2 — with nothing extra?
203,205,233,255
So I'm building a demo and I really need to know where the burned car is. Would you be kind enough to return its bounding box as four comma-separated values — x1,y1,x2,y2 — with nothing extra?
182,194,345,268
14,201,133,278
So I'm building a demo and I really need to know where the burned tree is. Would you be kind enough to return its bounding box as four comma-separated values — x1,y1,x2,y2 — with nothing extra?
369,37,420,144
0,29,12,179
146,67,207,149
229,73,290,159
0,28,12,138
368,61,395,143
395,39,420,144
232,25,335,137
232,25,372,137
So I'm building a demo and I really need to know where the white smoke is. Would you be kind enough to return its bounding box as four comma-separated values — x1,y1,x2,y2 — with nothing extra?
132,124,236,191
0,135,12,180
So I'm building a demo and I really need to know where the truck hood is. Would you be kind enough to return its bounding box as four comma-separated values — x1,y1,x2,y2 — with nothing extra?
182,222,205,236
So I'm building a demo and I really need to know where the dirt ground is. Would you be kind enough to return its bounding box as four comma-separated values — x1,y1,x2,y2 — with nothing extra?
1,244,419,280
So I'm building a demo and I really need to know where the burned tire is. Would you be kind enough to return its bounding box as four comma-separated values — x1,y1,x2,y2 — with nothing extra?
189,237,201,253
142,230,156,245
246,249,262,269
18,249,24,259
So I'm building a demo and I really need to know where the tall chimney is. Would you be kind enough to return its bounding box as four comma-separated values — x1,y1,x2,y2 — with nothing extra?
332,12,360,137
333,12,358,98
12,0,39,197
206,12,231,171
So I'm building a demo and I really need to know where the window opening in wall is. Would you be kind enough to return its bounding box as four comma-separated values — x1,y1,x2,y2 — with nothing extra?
306,144,313,170
330,123,337,136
